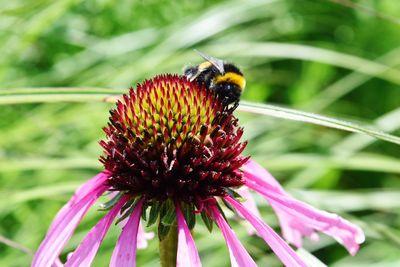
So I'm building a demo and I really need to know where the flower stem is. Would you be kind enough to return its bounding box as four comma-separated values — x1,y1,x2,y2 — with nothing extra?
159,225,178,267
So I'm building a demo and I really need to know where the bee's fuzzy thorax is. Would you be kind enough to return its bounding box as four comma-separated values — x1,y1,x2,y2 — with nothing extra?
213,72,246,91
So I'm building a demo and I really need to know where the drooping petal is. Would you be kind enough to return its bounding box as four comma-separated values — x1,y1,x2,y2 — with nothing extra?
48,172,109,266
71,171,111,202
209,204,257,267
277,212,319,248
237,187,261,235
243,160,284,193
117,217,154,250
244,160,309,246
244,160,313,247
49,172,110,233
137,222,155,249
238,187,261,219
243,160,365,255
65,195,129,267
110,198,144,267
225,196,307,267
257,186,364,255
32,184,109,267
52,259,63,267
108,188,154,250
176,204,202,267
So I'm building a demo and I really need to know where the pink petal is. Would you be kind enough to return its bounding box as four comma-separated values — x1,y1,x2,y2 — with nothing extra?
244,161,307,247
244,160,365,255
209,204,257,267
52,259,63,267
277,213,319,248
110,198,144,267
244,161,311,247
238,188,261,219
117,216,153,250
71,171,111,202
49,172,110,233
137,222,155,249
32,183,109,267
243,159,284,189
237,187,261,235
176,204,202,267
255,186,364,255
65,195,129,267
243,160,284,193
225,196,307,267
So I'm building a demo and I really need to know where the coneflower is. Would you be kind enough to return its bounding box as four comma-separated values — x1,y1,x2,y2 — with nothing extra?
33,74,364,267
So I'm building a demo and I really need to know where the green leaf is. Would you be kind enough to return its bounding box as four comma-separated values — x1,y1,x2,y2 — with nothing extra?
200,211,213,232
225,188,244,200
147,202,161,227
181,202,196,230
141,202,149,221
115,201,136,225
216,203,230,227
98,192,124,211
161,200,176,226
222,198,236,214
115,197,141,225
238,101,400,146
120,197,136,214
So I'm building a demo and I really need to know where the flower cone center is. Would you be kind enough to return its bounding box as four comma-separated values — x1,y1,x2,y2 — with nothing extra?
100,75,248,205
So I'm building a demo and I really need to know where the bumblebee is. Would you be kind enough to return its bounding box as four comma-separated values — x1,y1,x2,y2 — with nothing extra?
184,50,245,106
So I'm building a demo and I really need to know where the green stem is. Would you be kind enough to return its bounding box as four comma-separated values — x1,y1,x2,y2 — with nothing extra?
159,225,178,267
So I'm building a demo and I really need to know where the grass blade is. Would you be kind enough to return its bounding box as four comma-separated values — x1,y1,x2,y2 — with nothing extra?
1,88,399,146
238,101,400,145
0,87,125,105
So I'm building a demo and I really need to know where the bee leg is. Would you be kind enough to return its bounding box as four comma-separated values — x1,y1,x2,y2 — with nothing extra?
221,100,238,112
184,66,200,81
231,100,239,110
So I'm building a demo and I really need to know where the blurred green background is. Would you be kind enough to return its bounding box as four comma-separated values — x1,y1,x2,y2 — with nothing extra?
1,0,400,266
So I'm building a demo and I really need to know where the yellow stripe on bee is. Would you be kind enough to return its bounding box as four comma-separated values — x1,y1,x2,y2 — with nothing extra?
213,72,246,91
198,61,212,71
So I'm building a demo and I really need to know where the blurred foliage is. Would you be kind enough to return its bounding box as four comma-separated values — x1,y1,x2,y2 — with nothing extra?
1,0,400,266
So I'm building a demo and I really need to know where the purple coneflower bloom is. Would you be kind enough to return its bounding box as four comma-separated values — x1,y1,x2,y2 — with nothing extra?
33,75,364,267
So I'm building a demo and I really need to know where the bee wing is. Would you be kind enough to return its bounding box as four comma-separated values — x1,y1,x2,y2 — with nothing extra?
194,49,225,74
